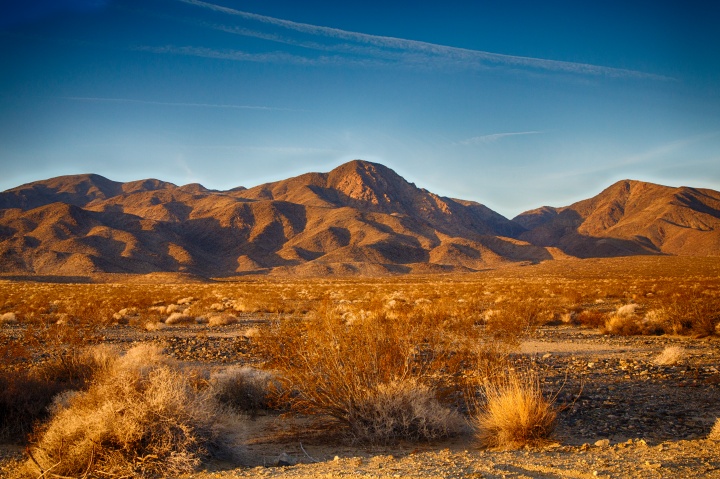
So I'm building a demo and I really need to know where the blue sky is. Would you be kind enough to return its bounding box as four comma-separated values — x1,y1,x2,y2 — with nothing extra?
1,0,719,218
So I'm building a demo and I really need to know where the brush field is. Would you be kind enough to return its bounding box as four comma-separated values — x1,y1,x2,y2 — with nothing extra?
1,256,720,478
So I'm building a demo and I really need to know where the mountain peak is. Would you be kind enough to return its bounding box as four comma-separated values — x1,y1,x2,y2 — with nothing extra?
327,160,409,209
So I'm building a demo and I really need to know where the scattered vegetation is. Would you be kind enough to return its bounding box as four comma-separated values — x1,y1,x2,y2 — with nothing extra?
0,255,718,471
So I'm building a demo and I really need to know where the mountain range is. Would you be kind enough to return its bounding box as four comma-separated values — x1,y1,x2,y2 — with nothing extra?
1,160,718,276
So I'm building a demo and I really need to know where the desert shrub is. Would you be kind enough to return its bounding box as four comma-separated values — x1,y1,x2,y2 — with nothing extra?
483,300,542,346
601,304,642,335
210,366,277,415
256,303,476,443
0,331,110,442
710,418,720,441
574,309,607,328
663,294,720,336
653,346,685,366
473,369,557,449
165,311,193,324
22,344,239,478
0,312,17,324
602,313,641,335
343,379,465,443
208,314,239,327
145,321,166,331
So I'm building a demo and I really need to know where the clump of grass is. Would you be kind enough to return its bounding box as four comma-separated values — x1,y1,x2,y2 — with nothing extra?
653,345,685,366
22,344,239,478
474,370,557,449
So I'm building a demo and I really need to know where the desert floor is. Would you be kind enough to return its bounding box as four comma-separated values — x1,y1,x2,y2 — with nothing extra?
3,321,719,479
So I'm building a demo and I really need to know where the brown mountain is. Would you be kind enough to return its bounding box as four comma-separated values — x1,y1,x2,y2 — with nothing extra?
0,160,552,276
514,179,720,257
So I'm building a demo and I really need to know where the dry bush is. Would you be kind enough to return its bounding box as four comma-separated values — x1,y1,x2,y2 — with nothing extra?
0,312,17,324
574,309,607,328
710,418,720,441
210,366,277,415
602,313,642,335
0,328,108,442
256,302,476,443
342,379,465,443
663,294,720,336
208,314,239,327
601,304,642,335
483,300,542,345
22,344,239,479
653,346,685,366
165,311,193,324
473,369,557,449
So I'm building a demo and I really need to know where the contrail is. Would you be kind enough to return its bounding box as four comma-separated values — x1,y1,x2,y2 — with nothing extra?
459,131,542,145
178,0,672,80
62,96,303,111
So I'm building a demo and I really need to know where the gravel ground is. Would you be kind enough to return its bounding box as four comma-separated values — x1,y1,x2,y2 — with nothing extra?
2,324,719,478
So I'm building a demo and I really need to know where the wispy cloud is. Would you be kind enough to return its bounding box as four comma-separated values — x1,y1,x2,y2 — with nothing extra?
545,131,720,181
62,96,303,111
135,44,385,68
177,0,672,80
458,131,541,145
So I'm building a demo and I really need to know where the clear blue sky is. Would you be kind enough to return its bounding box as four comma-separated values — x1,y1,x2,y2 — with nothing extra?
1,0,719,218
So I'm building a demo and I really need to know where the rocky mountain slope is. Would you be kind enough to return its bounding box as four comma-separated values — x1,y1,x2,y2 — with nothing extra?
514,179,720,258
1,164,718,276
0,160,551,276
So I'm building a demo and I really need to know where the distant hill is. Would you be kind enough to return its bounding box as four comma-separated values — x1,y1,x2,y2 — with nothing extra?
514,179,720,257
0,160,551,276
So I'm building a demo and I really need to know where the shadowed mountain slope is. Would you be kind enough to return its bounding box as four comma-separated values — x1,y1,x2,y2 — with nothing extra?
514,180,720,257
0,161,549,276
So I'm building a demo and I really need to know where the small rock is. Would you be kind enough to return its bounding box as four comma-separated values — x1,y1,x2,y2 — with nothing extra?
276,452,294,467
595,439,610,447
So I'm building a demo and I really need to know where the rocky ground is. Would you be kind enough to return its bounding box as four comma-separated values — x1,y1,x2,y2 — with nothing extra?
2,323,720,478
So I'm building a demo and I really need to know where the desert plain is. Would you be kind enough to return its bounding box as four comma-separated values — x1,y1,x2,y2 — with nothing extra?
1,256,719,478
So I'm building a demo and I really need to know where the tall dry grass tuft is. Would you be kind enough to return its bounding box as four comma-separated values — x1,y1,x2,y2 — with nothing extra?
474,369,557,449
22,344,239,478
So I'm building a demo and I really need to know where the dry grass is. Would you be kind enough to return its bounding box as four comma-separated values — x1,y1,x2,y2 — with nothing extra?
653,346,686,366
473,370,557,449
0,325,106,442
210,366,277,415
21,344,239,479
710,418,720,441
